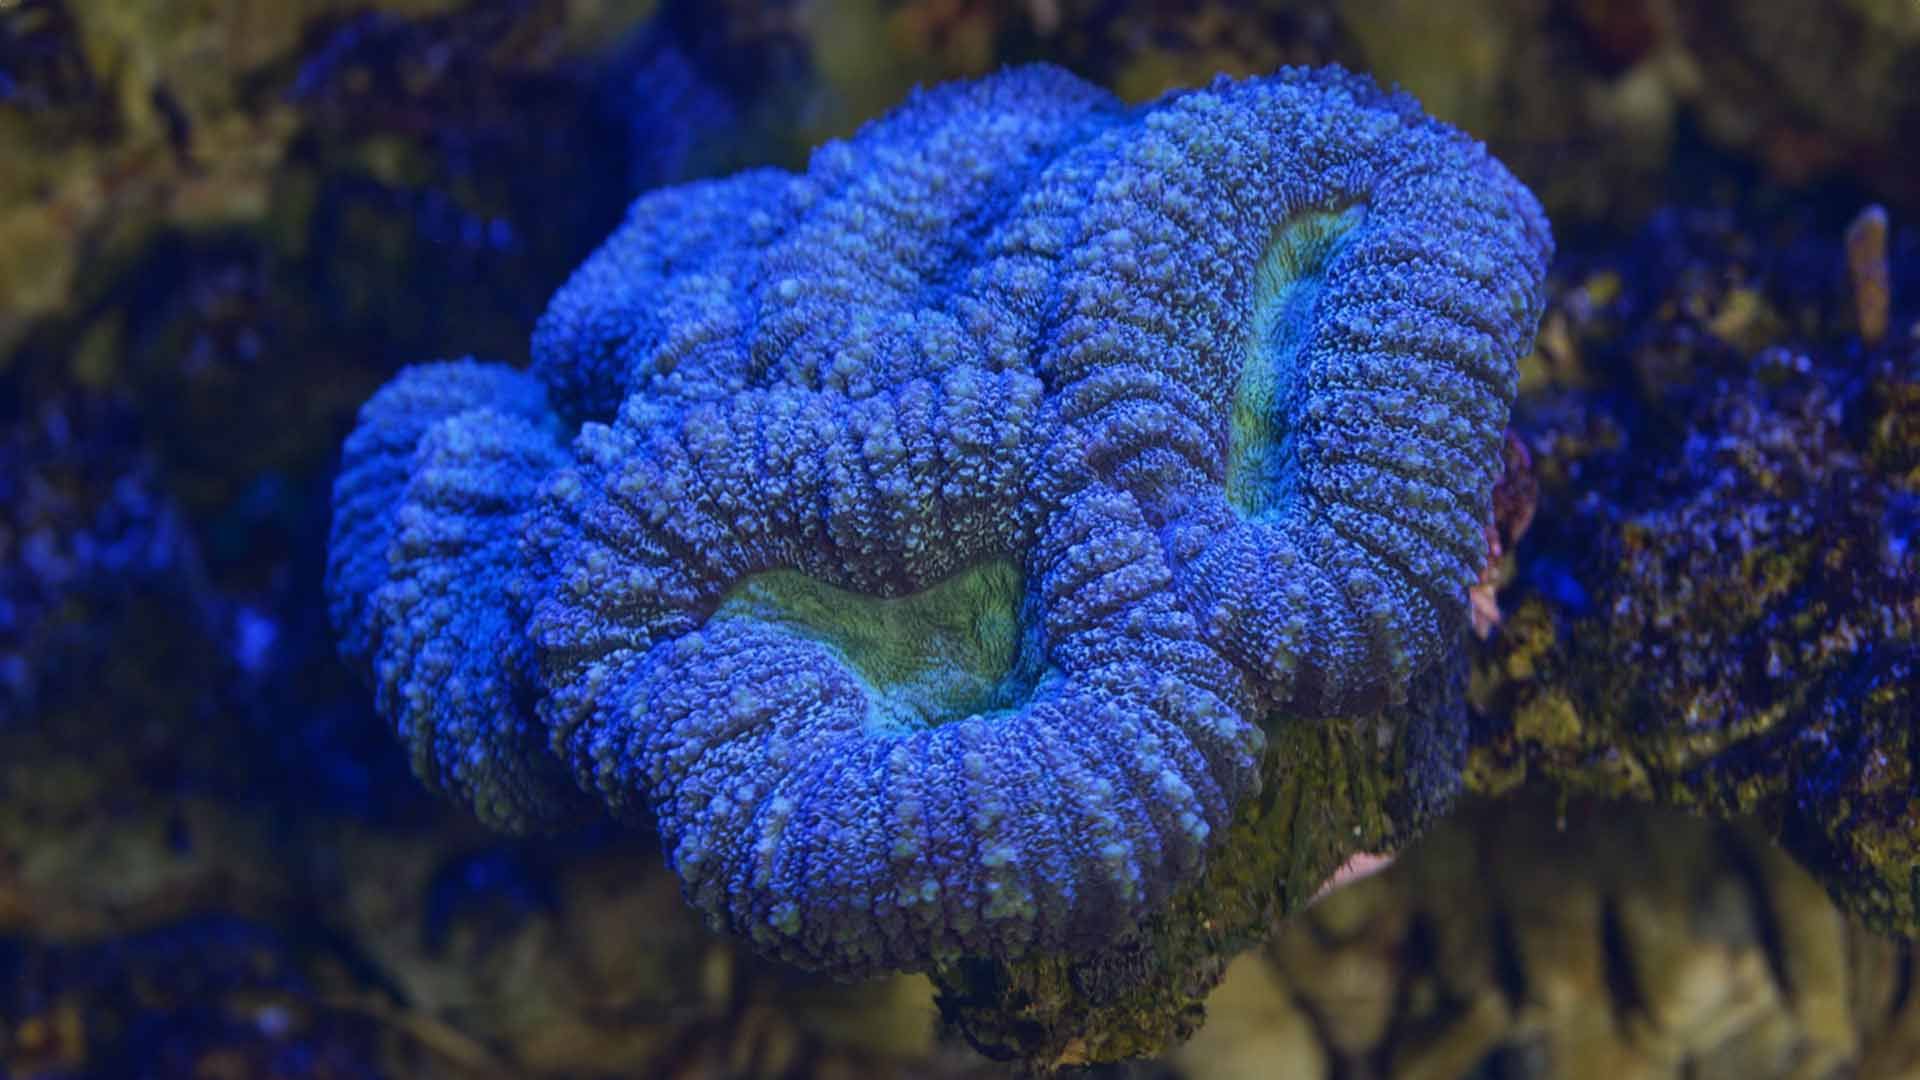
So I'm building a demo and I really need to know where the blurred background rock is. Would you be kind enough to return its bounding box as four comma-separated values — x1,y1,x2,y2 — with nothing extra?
2,0,1915,1075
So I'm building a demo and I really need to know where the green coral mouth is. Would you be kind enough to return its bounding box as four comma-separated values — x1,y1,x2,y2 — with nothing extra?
711,557,1046,736
1227,202,1368,520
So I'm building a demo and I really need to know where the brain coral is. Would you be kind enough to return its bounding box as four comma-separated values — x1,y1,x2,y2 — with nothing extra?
328,64,1552,975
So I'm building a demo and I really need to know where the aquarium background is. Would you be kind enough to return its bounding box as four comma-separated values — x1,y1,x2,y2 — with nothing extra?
2,1,1917,1077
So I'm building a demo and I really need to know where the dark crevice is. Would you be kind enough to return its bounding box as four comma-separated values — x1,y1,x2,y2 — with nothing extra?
1598,896,1646,1033
1716,823,1795,1006
1489,907,1531,1008
1891,939,1914,1018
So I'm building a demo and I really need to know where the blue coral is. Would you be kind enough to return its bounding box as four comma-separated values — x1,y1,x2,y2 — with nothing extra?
329,65,1551,973
326,361,586,831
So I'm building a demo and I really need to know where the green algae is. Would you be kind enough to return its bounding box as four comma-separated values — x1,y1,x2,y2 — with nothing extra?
1467,272,1920,940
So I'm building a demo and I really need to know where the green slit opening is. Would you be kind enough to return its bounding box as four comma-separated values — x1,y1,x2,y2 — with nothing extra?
1227,202,1367,521
711,557,1046,737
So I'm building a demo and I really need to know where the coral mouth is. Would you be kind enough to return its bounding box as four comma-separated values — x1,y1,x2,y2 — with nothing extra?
709,556,1047,736
1227,202,1368,521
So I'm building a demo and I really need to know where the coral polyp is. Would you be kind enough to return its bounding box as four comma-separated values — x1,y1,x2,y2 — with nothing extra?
327,64,1551,974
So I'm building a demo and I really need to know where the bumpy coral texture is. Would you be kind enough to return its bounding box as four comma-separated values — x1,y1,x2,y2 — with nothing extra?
328,65,1552,974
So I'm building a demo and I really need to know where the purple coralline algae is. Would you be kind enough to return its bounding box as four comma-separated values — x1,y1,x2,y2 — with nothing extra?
327,64,1551,974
